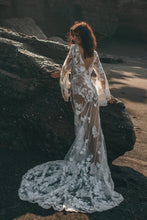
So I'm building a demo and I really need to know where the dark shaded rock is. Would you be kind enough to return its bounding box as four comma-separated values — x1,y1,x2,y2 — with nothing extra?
100,99,136,162
116,0,147,41
0,28,136,163
101,55,124,64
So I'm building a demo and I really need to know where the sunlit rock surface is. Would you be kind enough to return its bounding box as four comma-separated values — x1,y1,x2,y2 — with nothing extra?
1,17,47,40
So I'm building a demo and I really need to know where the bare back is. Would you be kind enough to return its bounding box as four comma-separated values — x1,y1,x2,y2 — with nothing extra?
78,45,94,71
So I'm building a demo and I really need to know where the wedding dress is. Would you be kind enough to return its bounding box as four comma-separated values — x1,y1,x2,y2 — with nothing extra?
18,44,124,213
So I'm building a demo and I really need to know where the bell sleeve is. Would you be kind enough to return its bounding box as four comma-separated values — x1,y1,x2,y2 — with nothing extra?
60,45,73,102
92,50,111,106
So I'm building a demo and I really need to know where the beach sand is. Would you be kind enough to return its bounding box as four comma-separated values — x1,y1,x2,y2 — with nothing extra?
100,38,147,176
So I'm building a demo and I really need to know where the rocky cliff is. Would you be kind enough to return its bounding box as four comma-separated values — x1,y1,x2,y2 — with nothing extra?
0,0,146,41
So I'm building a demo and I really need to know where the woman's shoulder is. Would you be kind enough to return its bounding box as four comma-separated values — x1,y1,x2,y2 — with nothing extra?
70,43,76,47
70,44,76,50
94,49,98,55
94,49,99,58
69,44,77,55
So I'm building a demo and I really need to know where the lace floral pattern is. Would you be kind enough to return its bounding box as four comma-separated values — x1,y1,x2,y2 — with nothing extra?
18,44,124,213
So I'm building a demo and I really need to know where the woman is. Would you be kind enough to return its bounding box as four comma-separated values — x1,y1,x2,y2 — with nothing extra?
18,22,124,213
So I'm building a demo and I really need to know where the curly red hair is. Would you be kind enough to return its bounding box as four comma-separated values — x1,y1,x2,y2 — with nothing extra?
69,21,97,58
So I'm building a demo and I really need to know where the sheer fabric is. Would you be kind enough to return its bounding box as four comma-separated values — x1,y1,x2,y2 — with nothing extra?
18,44,124,213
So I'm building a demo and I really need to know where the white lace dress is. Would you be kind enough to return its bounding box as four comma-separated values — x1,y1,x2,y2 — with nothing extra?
18,44,124,213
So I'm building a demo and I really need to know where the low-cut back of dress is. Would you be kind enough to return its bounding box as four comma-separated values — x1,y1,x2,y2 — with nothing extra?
18,44,124,213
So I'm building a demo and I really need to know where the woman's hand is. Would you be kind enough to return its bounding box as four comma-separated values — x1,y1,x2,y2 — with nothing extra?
51,69,61,78
108,95,115,104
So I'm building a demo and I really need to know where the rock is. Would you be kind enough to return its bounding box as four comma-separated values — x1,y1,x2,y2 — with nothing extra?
0,28,136,163
0,27,69,63
0,0,146,42
1,17,48,40
48,36,68,45
100,98,136,162
101,54,124,64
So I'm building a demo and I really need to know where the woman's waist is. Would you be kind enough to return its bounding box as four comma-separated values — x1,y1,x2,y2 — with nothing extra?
71,73,94,89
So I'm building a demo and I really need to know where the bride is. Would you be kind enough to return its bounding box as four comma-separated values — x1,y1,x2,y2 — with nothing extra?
18,21,124,213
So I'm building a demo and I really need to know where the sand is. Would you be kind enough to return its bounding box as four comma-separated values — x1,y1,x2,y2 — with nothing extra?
100,38,147,176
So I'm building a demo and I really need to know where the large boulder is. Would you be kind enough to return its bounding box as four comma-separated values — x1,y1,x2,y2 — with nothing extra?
0,28,136,163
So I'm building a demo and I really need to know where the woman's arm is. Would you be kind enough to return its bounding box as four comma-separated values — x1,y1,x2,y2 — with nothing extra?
92,51,114,106
60,45,74,102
